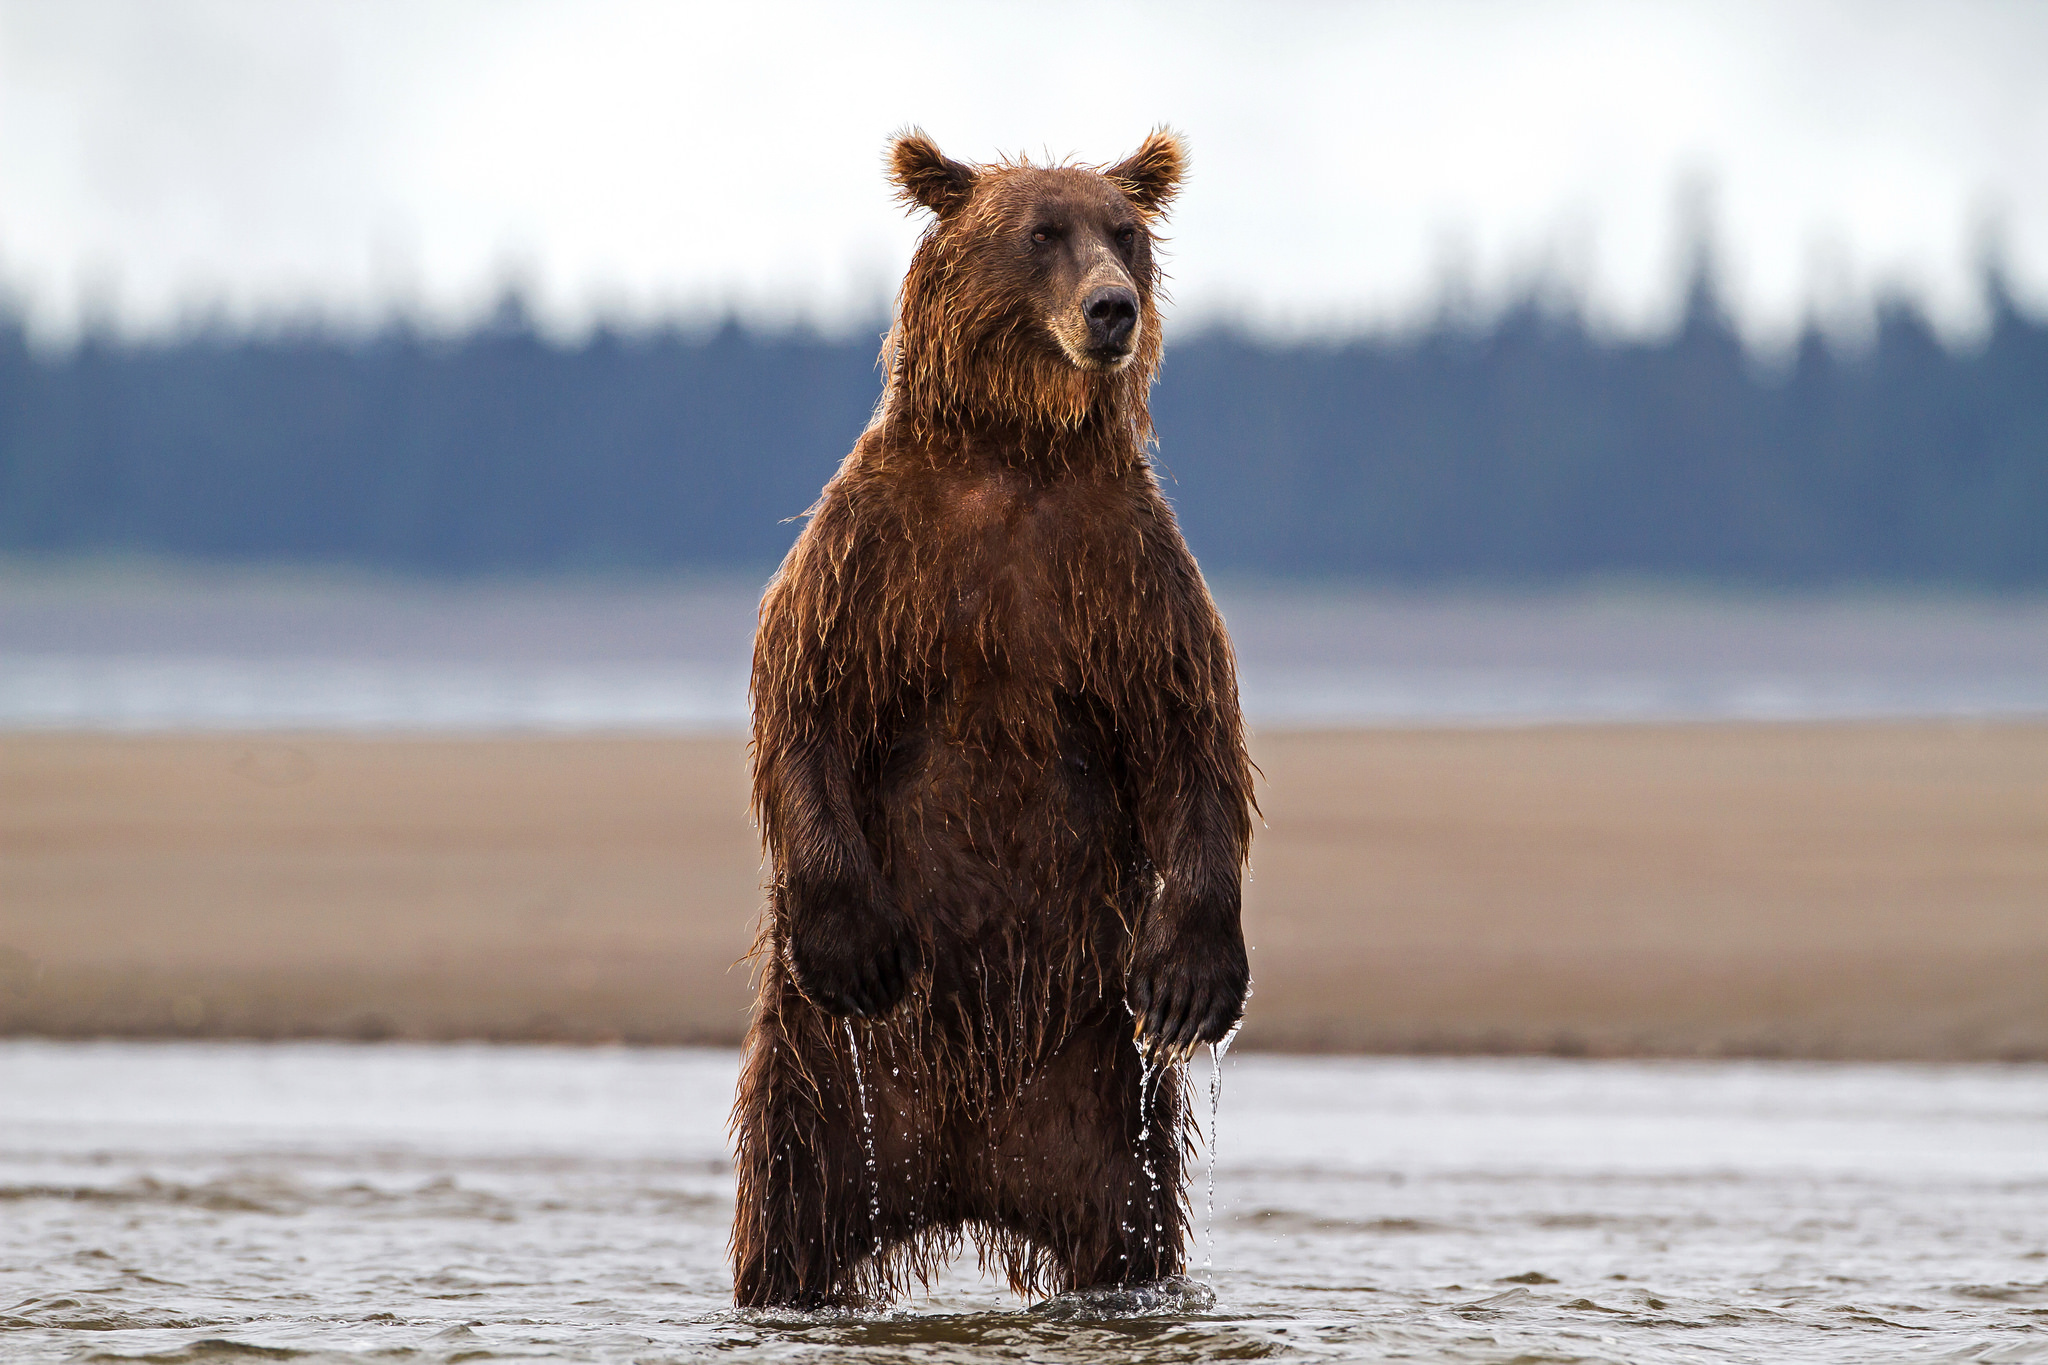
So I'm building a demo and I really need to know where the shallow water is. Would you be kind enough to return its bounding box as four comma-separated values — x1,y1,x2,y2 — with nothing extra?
3,1042,2046,1363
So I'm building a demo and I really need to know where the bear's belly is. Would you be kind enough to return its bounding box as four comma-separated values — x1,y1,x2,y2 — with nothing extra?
873,704,1144,958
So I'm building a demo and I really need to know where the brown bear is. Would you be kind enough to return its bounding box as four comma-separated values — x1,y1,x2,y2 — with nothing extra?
730,127,1254,1310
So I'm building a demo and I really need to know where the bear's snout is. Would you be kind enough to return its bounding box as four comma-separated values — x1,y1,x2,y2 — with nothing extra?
1083,285,1139,357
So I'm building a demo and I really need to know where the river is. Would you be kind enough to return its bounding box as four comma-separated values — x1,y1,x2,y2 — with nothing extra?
4,1041,2045,1362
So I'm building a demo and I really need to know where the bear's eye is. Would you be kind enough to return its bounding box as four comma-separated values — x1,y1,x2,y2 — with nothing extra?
1030,225,1055,244
1117,226,1138,247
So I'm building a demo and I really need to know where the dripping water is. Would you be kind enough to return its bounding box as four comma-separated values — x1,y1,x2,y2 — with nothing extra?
1203,1028,1239,1283
1204,998,1246,1284
1131,1035,1166,1252
843,1019,882,1251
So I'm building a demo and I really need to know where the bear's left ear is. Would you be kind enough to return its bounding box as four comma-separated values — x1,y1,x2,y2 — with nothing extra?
888,128,979,219
1105,127,1187,217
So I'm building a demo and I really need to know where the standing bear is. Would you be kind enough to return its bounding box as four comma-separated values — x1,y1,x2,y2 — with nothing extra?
731,127,1254,1309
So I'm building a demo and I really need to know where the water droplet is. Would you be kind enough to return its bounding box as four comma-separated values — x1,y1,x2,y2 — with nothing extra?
1132,1032,1168,1258
843,1019,882,1255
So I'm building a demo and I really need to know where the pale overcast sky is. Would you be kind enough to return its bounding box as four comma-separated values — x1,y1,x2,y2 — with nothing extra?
1,0,2043,348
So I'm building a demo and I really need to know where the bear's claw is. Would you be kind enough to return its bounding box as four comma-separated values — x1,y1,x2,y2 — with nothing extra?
1127,947,1249,1058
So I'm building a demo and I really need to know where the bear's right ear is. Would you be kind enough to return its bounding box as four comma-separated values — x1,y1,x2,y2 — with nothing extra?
888,128,978,219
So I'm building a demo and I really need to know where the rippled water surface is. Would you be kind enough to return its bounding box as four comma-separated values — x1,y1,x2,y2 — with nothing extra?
3,1042,2046,1363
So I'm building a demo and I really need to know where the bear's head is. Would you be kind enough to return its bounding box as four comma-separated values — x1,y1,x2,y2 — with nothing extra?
882,128,1186,437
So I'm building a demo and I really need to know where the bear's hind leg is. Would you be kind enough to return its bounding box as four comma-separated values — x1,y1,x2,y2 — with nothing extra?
730,997,949,1308
975,1024,1188,1297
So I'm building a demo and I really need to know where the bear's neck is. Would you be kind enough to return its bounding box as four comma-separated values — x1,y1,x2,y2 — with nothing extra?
877,405,1149,482
880,351,1154,480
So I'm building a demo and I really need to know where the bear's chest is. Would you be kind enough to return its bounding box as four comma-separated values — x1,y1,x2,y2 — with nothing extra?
927,474,1113,683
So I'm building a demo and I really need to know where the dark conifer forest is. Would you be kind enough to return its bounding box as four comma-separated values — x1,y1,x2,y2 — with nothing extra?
1,267,2042,584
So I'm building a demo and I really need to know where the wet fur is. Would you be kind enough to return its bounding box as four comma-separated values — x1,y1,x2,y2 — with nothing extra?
731,129,1253,1309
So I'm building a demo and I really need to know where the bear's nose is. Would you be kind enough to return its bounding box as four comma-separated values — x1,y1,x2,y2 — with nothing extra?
1083,286,1139,353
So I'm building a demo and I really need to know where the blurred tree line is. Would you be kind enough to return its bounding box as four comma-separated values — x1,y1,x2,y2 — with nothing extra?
0,267,2042,583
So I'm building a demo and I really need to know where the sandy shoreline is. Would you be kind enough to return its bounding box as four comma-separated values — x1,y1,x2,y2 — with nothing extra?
3,724,2045,1059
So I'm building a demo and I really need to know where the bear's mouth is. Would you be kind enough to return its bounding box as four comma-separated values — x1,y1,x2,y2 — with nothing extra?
1053,333,1137,373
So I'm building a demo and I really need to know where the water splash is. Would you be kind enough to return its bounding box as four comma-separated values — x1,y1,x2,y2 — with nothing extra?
1032,1274,1218,1321
842,1019,882,1250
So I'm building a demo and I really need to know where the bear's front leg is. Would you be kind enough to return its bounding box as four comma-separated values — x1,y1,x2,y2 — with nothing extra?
763,734,921,1018
1129,783,1252,1055
780,869,919,1019
1127,886,1249,1056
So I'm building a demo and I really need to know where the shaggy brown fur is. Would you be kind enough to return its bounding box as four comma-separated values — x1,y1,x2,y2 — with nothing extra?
730,128,1254,1310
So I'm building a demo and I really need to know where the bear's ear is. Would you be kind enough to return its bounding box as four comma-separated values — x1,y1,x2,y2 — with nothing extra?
888,128,978,219
1104,127,1187,217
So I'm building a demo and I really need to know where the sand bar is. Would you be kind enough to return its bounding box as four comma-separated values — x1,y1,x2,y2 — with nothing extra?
3,725,2044,1059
